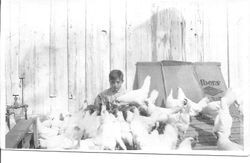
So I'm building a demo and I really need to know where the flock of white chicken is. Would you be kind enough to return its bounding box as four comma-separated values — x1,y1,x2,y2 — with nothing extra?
37,75,243,151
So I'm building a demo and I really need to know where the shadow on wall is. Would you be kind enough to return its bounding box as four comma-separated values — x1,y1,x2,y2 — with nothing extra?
131,7,186,101
129,7,185,62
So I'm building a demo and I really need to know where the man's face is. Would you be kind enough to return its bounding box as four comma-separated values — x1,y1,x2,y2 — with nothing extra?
110,79,123,92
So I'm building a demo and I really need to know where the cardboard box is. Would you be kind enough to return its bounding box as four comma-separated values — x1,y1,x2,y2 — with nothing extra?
134,60,227,107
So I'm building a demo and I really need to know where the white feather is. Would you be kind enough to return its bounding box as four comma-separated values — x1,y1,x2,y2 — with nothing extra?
39,135,79,149
201,101,220,119
37,117,59,139
177,137,196,150
216,132,243,151
116,75,151,106
177,87,209,116
90,105,127,150
166,88,184,108
213,97,233,138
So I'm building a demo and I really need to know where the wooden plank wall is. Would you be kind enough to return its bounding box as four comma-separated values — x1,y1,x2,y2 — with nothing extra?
85,0,110,106
67,0,86,113
3,0,250,115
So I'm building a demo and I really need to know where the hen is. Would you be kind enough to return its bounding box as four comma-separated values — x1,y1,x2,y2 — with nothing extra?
213,89,236,138
116,75,151,107
215,132,243,151
177,136,198,150
177,87,209,116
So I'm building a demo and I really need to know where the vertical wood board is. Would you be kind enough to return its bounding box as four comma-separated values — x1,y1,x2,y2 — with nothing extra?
126,0,152,91
86,0,110,103
67,0,86,112
110,0,127,89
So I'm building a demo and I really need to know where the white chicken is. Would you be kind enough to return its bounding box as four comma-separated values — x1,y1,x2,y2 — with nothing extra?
157,123,179,150
201,101,220,119
177,87,186,100
139,129,162,151
177,87,209,116
129,116,151,150
78,138,101,151
125,108,154,150
177,136,198,150
144,89,159,115
116,75,151,107
188,97,210,116
37,117,59,139
202,88,242,119
41,119,53,128
213,89,236,138
128,110,159,150
116,111,134,148
89,104,126,150
38,118,81,149
145,90,185,123
39,134,80,150
168,102,191,139
78,110,101,139
130,107,158,133
43,111,72,134
130,113,179,151
166,88,184,108
147,89,159,105
215,132,243,151
51,114,68,129
62,101,99,139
